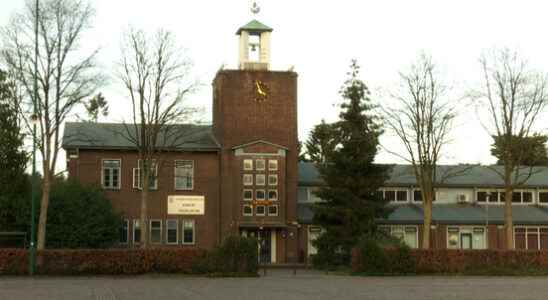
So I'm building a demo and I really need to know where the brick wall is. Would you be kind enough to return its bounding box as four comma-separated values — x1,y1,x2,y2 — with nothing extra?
67,149,220,250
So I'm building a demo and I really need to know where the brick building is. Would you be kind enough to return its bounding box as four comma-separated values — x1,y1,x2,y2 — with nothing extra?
298,163,548,259
63,19,299,264
63,18,548,265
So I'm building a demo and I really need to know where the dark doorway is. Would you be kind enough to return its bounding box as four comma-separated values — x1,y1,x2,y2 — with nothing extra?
258,229,271,264
242,228,272,264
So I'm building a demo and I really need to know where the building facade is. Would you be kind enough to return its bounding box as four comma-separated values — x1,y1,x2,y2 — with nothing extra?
63,18,548,265
63,19,300,264
298,163,548,259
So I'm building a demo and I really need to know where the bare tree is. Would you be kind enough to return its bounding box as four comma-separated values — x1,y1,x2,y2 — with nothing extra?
473,48,548,249
1,0,102,250
117,28,198,248
383,53,456,249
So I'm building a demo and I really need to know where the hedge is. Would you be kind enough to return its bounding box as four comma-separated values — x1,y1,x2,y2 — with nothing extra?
352,248,548,275
195,236,259,276
0,248,205,275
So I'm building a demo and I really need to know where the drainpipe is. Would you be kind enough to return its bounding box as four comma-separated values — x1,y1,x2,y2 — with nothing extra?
217,149,222,245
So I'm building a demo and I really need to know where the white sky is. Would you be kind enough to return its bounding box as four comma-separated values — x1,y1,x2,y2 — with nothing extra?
3,0,548,167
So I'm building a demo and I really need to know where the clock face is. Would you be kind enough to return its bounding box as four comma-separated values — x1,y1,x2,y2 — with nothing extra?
254,80,269,102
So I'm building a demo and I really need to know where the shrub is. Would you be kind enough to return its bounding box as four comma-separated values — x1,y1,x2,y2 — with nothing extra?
352,248,548,275
0,249,27,275
46,179,122,249
352,236,415,274
201,236,259,276
0,248,204,275
311,231,350,270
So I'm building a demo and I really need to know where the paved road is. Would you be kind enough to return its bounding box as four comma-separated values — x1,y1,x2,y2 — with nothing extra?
2,270,548,300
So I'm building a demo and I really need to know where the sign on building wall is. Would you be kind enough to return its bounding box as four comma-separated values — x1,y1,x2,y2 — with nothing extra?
167,195,205,215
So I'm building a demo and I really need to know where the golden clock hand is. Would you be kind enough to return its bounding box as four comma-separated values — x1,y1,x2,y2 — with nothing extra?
256,81,267,96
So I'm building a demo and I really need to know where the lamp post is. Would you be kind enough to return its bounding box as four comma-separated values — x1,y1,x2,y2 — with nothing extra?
29,0,39,276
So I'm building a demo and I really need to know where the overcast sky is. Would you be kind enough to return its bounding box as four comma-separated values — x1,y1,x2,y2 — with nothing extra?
3,0,548,167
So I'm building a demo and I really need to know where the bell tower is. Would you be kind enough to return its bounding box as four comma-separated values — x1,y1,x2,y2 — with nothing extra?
213,2,298,264
237,3,272,70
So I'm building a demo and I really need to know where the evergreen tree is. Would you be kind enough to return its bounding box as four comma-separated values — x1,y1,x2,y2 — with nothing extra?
45,179,122,248
312,60,391,267
491,134,548,166
0,69,29,232
85,93,108,122
304,119,339,164
297,141,309,162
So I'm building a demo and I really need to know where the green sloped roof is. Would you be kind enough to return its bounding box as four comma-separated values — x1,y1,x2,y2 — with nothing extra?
297,202,548,225
62,122,220,151
298,162,548,188
236,19,273,35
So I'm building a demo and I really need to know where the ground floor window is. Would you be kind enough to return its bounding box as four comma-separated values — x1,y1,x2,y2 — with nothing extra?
379,225,418,249
120,219,129,244
133,219,141,244
166,219,178,244
447,226,486,249
182,220,195,245
308,227,321,256
150,220,162,244
514,227,548,250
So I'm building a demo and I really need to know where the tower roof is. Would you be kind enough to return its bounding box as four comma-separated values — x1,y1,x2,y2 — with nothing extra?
236,19,273,35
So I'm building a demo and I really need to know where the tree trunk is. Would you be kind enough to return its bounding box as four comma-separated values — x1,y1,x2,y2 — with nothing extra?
37,163,51,250
503,164,514,250
140,173,149,248
422,195,432,249
504,186,514,250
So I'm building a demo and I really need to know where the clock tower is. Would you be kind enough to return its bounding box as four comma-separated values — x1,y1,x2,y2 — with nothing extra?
212,15,299,264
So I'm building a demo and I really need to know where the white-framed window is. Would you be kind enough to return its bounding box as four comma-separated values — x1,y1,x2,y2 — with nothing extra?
256,174,266,186
308,226,321,256
150,220,162,244
182,220,195,245
174,160,194,190
268,205,278,216
447,226,486,249
102,159,121,189
268,190,278,201
243,189,253,201
539,190,548,204
133,160,158,190
243,159,253,171
412,189,437,203
166,219,178,244
268,174,278,186
307,187,323,203
256,189,266,200
268,159,278,171
243,174,253,186
476,190,502,203
514,226,548,250
120,219,129,244
379,225,418,249
514,190,533,204
256,159,265,171
243,205,253,216
256,205,266,216
382,189,408,203
477,189,534,204
133,219,141,244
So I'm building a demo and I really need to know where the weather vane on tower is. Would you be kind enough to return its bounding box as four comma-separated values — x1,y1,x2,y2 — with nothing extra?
251,1,260,15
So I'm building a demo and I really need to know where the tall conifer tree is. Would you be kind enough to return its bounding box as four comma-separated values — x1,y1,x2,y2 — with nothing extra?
0,69,29,231
304,119,338,164
312,60,391,266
